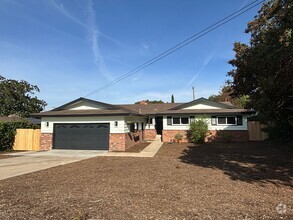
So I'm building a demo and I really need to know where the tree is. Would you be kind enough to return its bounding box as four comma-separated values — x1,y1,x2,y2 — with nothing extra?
0,75,47,117
134,99,164,104
171,94,175,103
227,0,293,141
208,85,249,108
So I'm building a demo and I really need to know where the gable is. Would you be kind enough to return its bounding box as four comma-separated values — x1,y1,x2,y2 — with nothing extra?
66,101,106,110
183,103,222,110
53,97,118,111
172,97,236,110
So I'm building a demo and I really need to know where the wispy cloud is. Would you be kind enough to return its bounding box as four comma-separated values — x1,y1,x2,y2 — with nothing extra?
50,0,86,28
86,0,113,81
142,43,149,50
185,53,215,89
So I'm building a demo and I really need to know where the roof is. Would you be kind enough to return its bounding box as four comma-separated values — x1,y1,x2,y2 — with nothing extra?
32,97,254,117
0,116,41,124
160,108,254,115
171,97,237,110
119,103,182,115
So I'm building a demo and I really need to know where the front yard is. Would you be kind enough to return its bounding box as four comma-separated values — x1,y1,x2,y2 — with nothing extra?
0,142,292,219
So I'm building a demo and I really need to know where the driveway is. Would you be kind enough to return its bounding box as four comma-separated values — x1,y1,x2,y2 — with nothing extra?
0,150,107,180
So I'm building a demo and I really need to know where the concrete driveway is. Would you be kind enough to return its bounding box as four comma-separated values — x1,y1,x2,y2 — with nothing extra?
0,150,107,181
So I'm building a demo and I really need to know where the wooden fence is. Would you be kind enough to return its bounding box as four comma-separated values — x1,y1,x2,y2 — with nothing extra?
248,121,268,141
13,129,41,151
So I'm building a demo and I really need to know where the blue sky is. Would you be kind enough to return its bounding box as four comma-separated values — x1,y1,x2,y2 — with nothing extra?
0,0,262,110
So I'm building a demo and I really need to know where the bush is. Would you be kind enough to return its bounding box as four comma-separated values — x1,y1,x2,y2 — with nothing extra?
174,133,183,142
0,121,39,151
188,118,208,144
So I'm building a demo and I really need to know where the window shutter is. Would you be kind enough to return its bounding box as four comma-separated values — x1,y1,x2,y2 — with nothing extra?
237,116,243,125
167,116,172,125
211,116,217,125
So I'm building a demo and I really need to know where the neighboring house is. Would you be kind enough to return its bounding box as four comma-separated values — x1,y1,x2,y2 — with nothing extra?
0,115,41,125
32,97,254,151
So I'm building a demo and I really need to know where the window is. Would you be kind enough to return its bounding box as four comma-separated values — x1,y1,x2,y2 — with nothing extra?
227,117,236,125
211,116,217,125
167,116,172,125
190,116,195,123
213,116,238,125
218,117,226,124
147,117,153,125
237,116,243,125
173,117,180,124
181,117,189,124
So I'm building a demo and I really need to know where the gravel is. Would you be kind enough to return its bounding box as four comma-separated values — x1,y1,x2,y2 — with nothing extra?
0,141,292,219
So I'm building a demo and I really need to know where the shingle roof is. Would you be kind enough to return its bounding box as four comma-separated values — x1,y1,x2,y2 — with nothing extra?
31,97,255,117
159,108,254,115
32,109,141,117
118,103,182,115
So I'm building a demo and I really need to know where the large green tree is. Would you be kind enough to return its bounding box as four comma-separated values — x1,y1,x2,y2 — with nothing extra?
0,75,47,117
227,0,293,140
208,85,249,108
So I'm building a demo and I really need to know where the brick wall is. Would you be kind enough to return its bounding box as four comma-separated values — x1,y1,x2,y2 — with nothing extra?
206,130,249,142
162,130,189,143
40,133,53,150
162,130,249,143
144,129,157,141
109,133,126,151
109,132,142,151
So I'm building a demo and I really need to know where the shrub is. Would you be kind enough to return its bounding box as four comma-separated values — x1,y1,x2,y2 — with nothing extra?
188,118,208,144
0,121,39,151
174,133,183,142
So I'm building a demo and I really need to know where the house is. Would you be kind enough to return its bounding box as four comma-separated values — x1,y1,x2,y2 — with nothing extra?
32,97,254,151
0,115,41,125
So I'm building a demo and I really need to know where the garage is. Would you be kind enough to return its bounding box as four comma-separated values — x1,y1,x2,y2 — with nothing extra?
53,123,110,150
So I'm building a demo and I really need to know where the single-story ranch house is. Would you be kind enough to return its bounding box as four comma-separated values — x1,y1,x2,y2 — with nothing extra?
32,97,254,151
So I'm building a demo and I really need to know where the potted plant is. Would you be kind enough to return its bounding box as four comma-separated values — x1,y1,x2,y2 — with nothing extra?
174,133,183,143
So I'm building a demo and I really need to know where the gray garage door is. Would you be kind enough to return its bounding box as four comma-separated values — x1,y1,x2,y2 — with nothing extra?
53,123,109,150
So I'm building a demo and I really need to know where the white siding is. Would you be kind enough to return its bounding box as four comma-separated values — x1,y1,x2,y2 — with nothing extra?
67,102,105,110
41,116,126,134
184,103,222,110
163,115,248,131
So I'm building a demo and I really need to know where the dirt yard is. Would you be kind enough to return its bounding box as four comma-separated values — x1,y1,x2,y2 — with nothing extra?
0,142,292,219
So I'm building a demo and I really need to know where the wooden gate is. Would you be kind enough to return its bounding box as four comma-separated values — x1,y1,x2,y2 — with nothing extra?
248,121,268,141
13,129,41,151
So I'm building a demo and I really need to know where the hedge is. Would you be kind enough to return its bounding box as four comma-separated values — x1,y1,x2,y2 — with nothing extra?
0,121,39,151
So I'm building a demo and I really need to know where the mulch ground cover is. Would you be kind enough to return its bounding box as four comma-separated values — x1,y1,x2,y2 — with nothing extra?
0,142,292,219
125,142,151,152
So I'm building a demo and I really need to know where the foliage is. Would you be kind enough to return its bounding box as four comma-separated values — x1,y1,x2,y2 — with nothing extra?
0,120,39,151
174,133,183,142
135,99,164,104
0,75,47,117
171,95,175,103
208,85,249,108
227,0,293,141
188,118,208,144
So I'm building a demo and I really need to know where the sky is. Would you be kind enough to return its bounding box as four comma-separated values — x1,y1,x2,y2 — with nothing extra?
0,0,263,110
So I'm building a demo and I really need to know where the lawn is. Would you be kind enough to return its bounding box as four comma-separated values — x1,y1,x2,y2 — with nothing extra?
0,142,292,219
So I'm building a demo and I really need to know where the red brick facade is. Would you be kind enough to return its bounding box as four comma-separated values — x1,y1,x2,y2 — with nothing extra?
143,129,157,141
40,133,53,150
109,132,142,152
162,130,189,142
206,130,248,142
162,130,248,143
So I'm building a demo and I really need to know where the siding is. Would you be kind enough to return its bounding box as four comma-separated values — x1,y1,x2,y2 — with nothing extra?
183,103,221,110
163,115,248,131
41,116,126,134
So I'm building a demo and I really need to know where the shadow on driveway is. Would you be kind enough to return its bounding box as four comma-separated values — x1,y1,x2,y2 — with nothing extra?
179,141,293,187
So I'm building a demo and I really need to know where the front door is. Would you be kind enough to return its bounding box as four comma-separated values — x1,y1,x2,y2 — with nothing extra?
155,117,163,135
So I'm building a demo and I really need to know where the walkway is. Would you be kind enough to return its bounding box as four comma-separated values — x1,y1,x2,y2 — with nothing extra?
105,140,163,157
